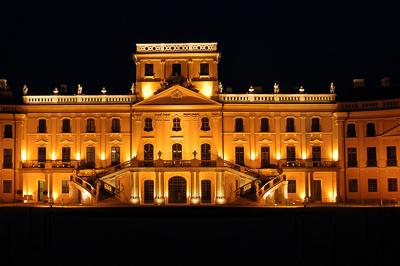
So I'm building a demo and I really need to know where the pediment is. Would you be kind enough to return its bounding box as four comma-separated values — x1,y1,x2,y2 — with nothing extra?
382,124,400,137
233,138,247,144
35,139,48,146
259,138,272,144
309,138,323,145
283,138,298,144
134,85,221,107
60,139,73,146
84,139,97,145
109,139,122,145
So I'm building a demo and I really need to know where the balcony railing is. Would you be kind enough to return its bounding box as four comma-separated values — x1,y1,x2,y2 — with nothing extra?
22,160,45,168
218,93,336,104
278,159,337,168
22,160,79,168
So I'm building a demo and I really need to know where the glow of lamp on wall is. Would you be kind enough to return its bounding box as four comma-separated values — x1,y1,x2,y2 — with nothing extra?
51,152,56,161
302,152,307,160
332,150,338,161
250,152,256,161
201,84,213,97
76,152,81,161
101,153,106,161
21,150,27,162
276,152,281,160
142,85,153,99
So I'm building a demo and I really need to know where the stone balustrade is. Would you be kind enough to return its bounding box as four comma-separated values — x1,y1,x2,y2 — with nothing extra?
338,98,400,111
218,93,336,103
136,43,218,53
23,95,135,105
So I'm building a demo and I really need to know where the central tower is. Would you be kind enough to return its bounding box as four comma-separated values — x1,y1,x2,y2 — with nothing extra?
133,42,221,99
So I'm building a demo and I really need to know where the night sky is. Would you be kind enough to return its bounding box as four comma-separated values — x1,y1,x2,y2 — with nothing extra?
1,1,399,97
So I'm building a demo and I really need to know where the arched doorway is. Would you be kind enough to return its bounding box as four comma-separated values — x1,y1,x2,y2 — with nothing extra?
168,176,186,203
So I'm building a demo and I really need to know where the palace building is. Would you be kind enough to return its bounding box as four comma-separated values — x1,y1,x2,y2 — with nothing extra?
0,42,399,205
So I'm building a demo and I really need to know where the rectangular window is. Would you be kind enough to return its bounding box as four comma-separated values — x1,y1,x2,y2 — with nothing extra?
348,179,358,192
87,119,95,133
368,179,377,192
235,118,244,132
38,119,47,133
286,118,295,132
287,180,296,193
144,64,154,77
111,147,120,166
112,119,120,133
3,149,12,168
260,118,269,132
366,147,377,167
62,119,71,133
312,146,321,166
261,147,270,168
62,180,70,194
38,147,46,163
347,148,357,167
2,180,12,193
287,146,296,162
366,123,376,137
388,178,398,192
172,63,181,76
4,125,12,138
347,124,356,137
311,118,320,132
200,63,209,76
386,146,397,166
235,147,245,166
86,147,95,168
62,147,71,162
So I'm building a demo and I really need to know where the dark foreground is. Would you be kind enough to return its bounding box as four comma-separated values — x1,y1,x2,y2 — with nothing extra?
0,206,398,266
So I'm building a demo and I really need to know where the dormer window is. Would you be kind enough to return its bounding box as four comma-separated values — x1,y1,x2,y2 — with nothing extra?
145,64,154,77
172,63,181,76
200,63,209,76
172,118,181,131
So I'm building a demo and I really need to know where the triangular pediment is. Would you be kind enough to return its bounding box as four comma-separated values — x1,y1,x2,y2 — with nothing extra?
134,85,221,107
382,124,400,137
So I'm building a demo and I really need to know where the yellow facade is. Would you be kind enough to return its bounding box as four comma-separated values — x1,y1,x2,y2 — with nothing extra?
0,42,399,205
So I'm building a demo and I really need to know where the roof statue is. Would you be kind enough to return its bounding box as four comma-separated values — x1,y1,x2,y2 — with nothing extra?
330,82,335,94
53,87,59,95
131,83,136,95
274,82,280,94
23,84,29,95
101,87,107,94
77,84,83,95
248,86,254,93
299,86,305,94
218,82,223,93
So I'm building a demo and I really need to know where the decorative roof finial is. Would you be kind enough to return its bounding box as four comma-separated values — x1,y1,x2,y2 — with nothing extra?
77,84,83,95
330,82,335,94
218,82,223,93
22,84,29,96
101,87,107,95
274,82,280,94
299,86,305,94
53,87,59,95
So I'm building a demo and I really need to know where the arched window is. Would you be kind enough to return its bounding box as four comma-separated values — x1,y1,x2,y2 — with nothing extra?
144,180,154,203
201,143,211,166
168,176,186,203
172,118,181,131
286,118,295,132
172,143,182,161
347,124,356,137
87,119,95,133
112,119,120,133
144,144,154,160
311,118,320,132
260,118,269,132
144,118,153,131
201,180,211,203
3,125,12,138
235,118,244,132
201,117,210,131
62,119,71,133
366,123,376,137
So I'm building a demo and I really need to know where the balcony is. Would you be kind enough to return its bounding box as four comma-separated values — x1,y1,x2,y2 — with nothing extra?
22,160,79,169
278,159,337,168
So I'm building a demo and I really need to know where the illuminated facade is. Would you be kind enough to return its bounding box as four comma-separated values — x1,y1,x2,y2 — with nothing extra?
0,43,399,205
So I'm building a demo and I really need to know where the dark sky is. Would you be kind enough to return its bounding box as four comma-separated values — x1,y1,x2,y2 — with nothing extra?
1,0,399,97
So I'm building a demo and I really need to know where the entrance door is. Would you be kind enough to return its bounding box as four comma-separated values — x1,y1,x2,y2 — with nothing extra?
312,180,322,201
168,176,186,203
38,180,45,201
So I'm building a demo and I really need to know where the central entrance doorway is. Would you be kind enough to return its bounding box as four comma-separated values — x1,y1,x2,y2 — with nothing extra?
168,176,186,203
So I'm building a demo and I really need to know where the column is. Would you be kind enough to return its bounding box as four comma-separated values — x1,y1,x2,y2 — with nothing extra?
49,173,54,201
129,171,140,204
190,171,200,204
249,114,256,168
300,114,306,160
305,172,309,198
309,172,314,201
75,117,81,161
215,171,226,204
100,116,106,168
155,171,165,205
274,114,281,163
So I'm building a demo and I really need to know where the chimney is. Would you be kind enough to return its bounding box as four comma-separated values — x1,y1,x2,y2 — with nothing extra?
381,77,391,87
353,78,365,88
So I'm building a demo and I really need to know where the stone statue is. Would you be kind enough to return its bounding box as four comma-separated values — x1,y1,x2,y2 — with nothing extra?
218,82,223,93
299,86,305,94
22,85,28,95
130,83,136,95
77,84,83,95
274,82,279,94
101,87,107,94
53,87,59,95
330,82,335,94
248,86,254,93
